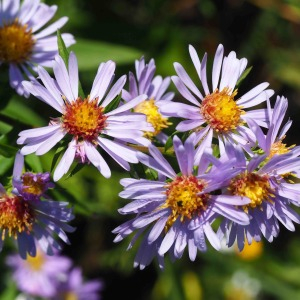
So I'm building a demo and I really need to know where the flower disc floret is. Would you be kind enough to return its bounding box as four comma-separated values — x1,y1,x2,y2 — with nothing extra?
164,175,209,227
200,88,244,133
134,99,171,139
22,174,47,196
0,20,34,63
229,172,274,211
26,251,45,271
0,195,35,239
62,98,107,142
269,139,294,159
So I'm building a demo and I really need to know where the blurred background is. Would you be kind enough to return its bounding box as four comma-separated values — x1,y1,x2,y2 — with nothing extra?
1,0,300,299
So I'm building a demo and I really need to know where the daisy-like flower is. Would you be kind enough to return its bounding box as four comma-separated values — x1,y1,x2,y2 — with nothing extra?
0,0,75,96
122,56,174,143
0,153,75,258
160,44,274,163
113,134,250,269
18,52,153,181
6,247,72,298
53,267,103,300
13,151,54,201
218,141,300,251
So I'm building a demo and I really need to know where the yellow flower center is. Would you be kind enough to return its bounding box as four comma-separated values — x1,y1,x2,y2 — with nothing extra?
0,20,35,63
63,292,78,300
229,172,274,212
201,88,244,133
164,175,209,228
26,249,45,271
22,174,45,196
134,99,171,139
269,138,294,159
0,195,35,239
62,98,107,142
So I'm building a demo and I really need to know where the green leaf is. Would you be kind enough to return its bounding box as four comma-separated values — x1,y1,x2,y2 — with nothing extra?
104,92,122,113
57,30,85,98
70,38,142,70
1,96,45,126
236,66,252,87
25,154,43,173
0,143,18,157
0,155,14,176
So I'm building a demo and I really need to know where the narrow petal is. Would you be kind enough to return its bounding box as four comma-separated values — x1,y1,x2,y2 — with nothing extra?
84,142,111,178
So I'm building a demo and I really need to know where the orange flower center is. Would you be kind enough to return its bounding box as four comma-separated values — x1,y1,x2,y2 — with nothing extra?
164,175,209,228
0,20,35,63
201,88,244,133
62,98,107,142
134,98,171,139
0,195,35,239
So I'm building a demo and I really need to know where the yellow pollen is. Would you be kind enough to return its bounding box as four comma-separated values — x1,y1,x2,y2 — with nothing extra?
134,99,171,139
269,138,295,159
0,19,35,63
201,88,245,133
0,195,35,239
163,175,209,229
26,249,45,271
62,97,107,142
22,174,45,196
229,172,274,212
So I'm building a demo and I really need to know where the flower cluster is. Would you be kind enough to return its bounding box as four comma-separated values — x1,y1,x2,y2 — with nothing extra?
1,0,300,275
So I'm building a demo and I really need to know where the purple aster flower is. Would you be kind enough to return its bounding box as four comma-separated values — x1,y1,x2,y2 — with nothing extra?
160,44,274,163
0,153,75,258
13,151,55,200
6,246,72,298
52,267,103,300
218,141,300,251
113,134,250,269
0,0,75,96
122,56,175,143
17,52,153,181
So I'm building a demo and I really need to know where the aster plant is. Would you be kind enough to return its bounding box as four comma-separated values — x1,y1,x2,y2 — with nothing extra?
17,51,153,181
217,139,300,250
216,95,300,250
0,152,75,258
0,0,75,96
113,134,250,269
160,44,274,163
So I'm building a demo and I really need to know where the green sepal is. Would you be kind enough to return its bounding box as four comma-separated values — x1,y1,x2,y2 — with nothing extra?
164,131,179,153
50,143,68,173
104,92,122,113
67,163,85,179
236,66,252,87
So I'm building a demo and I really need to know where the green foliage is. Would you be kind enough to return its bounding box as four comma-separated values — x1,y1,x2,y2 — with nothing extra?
70,38,143,70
